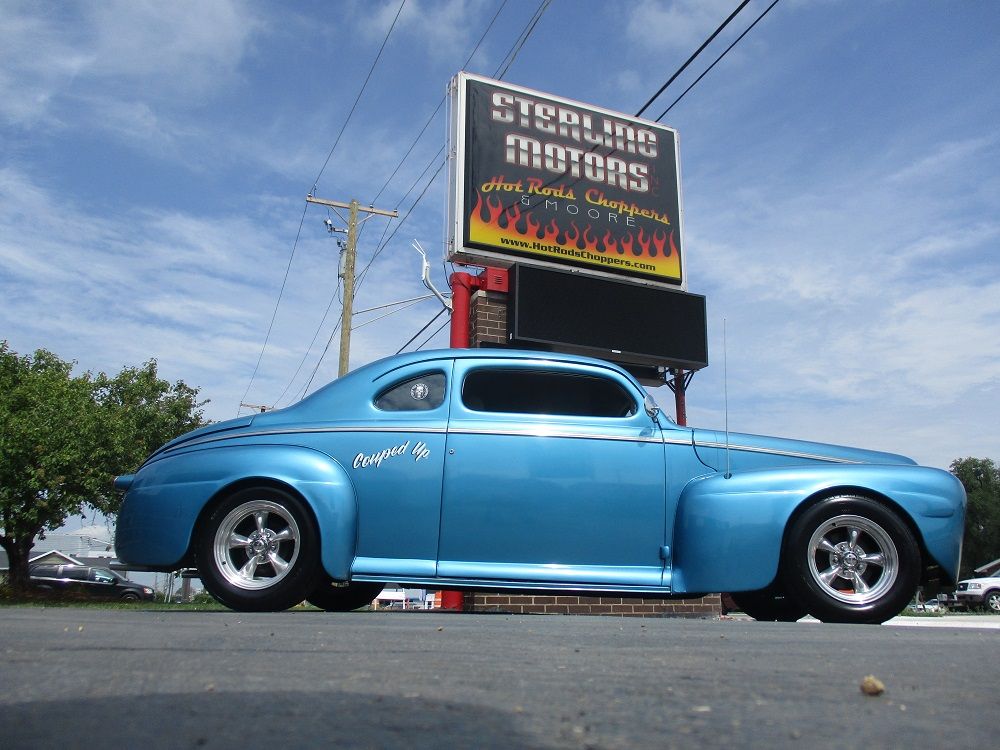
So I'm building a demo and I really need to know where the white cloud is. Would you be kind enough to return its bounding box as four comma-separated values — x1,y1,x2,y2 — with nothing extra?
681,130,1000,467
360,0,495,65
626,0,742,54
0,1,260,133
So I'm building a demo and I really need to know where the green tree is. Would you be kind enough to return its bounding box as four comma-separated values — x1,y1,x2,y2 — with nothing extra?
0,342,206,592
950,457,1000,577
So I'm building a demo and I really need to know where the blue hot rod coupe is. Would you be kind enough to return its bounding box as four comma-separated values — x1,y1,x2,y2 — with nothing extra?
115,349,965,623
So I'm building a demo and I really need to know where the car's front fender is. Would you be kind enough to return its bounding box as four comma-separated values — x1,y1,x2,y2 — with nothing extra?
116,444,358,580
671,464,966,593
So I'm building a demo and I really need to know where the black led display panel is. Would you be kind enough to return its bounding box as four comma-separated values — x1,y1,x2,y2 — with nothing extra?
509,265,708,370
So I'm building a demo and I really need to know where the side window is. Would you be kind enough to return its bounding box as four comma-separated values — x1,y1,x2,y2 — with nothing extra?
92,569,115,583
375,373,446,412
462,369,636,418
64,567,89,580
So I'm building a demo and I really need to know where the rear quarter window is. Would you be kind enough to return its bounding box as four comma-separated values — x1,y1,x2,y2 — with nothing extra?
375,373,446,411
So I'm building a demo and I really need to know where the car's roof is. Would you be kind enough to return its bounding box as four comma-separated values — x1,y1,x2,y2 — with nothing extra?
334,347,640,386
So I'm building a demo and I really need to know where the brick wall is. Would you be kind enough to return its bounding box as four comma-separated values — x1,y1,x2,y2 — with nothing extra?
469,593,722,617
464,284,721,618
469,289,507,346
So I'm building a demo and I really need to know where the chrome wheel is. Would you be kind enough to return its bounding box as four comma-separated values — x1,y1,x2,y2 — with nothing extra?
987,591,1000,613
783,496,919,624
806,513,899,606
212,499,301,591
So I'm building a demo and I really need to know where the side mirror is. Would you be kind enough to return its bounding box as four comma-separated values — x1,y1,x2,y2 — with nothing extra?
644,395,660,419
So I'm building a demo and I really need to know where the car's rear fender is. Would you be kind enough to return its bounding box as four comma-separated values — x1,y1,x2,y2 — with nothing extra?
670,464,966,593
115,444,358,580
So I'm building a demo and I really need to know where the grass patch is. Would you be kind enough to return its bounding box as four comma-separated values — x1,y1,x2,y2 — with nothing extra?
0,587,230,611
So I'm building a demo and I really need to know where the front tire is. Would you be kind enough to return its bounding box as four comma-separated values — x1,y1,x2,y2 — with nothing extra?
782,496,920,624
985,590,1000,613
197,486,320,612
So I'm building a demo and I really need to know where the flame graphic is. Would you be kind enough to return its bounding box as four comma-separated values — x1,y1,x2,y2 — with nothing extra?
466,191,681,281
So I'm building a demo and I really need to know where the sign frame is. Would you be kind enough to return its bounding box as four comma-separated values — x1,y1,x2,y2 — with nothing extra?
446,71,686,290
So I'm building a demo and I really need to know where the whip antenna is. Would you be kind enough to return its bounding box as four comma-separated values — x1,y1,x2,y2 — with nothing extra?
724,318,732,479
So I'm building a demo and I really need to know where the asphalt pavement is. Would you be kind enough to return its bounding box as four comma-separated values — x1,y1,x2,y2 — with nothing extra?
1,608,996,749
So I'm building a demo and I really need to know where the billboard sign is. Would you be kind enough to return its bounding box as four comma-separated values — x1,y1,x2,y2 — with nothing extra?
447,72,685,288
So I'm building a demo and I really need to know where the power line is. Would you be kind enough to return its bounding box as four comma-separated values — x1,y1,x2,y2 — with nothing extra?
370,0,509,205
276,0,516,402
238,0,405,414
635,0,751,118
655,0,782,122
237,200,310,416
270,274,342,408
415,317,451,351
396,307,448,354
311,0,406,192
494,0,551,79
354,155,447,291
355,0,551,358
272,0,551,400
355,0,550,294
300,317,342,399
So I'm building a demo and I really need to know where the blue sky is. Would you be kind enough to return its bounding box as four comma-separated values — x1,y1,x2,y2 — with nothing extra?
2,0,998,470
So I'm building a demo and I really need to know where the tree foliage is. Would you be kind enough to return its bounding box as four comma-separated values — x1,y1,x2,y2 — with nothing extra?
0,342,206,591
950,457,1000,577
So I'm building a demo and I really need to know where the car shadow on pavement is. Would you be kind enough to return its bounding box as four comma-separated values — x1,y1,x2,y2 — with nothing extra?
0,689,568,749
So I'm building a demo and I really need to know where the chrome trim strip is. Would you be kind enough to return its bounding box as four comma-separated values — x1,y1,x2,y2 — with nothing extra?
693,441,861,464
163,423,667,453
662,437,692,447
163,426,449,453
350,574,672,594
163,425,859,464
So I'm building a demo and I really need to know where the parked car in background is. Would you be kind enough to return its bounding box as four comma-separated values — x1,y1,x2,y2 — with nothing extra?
29,564,154,602
113,349,966,624
953,574,1000,612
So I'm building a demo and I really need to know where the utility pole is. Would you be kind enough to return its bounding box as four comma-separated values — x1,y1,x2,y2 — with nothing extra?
306,196,398,376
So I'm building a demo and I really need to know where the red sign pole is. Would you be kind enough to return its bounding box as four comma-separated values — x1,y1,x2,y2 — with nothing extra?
439,271,478,611
449,272,475,348
673,368,687,427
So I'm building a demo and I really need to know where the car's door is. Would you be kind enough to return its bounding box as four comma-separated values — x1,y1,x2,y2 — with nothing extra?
89,568,119,598
437,359,667,588
337,362,451,579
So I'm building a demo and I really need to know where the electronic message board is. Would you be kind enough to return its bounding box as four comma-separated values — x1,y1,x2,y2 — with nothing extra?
508,264,707,371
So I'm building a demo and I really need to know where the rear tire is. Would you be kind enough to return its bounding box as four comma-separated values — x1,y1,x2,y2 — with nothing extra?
782,495,920,624
307,578,384,611
197,486,320,612
730,584,807,622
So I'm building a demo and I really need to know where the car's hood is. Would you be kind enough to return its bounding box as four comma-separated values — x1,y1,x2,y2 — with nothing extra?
690,428,916,472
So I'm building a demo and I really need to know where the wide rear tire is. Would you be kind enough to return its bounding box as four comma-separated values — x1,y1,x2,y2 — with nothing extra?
197,486,320,612
307,578,384,611
730,584,807,622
